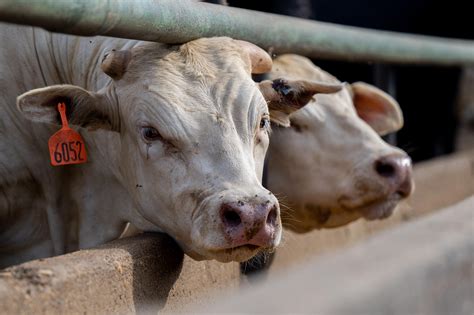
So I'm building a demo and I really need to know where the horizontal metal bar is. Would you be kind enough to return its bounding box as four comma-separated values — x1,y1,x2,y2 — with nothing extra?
0,0,474,65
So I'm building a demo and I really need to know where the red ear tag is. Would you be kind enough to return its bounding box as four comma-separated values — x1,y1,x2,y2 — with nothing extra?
48,103,87,166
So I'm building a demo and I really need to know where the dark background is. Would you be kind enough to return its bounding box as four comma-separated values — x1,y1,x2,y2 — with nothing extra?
226,0,472,162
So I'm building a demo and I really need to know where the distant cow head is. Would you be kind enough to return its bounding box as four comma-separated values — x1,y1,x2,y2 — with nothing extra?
266,55,414,232
16,38,319,262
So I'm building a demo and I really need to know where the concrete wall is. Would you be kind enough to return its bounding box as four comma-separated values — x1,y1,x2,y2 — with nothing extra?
0,234,184,314
0,150,472,314
166,150,474,312
204,196,474,314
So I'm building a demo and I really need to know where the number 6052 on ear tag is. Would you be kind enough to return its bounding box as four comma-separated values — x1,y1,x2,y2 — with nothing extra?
48,103,87,166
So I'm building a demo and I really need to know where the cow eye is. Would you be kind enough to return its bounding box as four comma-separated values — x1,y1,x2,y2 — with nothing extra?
260,116,270,130
141,127,162,141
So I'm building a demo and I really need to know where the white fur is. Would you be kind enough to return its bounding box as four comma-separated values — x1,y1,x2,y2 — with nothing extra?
267,55,411,232
0,24,281,266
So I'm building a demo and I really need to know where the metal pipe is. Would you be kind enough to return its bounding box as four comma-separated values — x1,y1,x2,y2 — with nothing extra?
0,0,473,65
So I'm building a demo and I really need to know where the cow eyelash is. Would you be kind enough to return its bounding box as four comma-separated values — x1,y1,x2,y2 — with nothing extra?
141,126,163,142
140,126,179,153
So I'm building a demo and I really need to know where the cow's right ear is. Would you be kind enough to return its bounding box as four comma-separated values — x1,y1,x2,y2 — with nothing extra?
350,82,403,136
17,84,118,131
259,78,342,127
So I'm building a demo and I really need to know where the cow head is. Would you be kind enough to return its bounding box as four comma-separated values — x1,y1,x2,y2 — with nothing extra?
16,39,317,262
266,55,414,232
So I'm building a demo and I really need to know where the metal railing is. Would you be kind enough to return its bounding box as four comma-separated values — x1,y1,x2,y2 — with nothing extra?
0,0,473,65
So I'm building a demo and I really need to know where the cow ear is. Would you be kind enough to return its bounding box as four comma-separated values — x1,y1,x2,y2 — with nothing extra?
259,78,342,127
351,82,403,136
17,84,118,131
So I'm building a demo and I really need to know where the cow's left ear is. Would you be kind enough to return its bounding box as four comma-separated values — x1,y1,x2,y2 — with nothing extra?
17,84,118,131
351,82,403,136
259,78,342,127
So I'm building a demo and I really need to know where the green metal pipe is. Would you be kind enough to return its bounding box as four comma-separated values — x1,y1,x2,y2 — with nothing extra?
0,0,473,65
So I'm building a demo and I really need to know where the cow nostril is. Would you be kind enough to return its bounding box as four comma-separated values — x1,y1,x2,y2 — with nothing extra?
396,178,413,198
375,160,396,178
266,207,277,226
397,189,408,198
222,209,242,227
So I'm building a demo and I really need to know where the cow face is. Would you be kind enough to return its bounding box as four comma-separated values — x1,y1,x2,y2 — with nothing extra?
266,55,414,232
16,39,314,262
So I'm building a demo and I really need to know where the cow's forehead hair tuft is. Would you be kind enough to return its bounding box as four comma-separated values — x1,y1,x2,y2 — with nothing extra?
179,37,248,81
124,37,249,84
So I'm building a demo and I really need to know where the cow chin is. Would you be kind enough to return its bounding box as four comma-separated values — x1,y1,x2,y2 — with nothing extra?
357,197,401,220
334,194,402,223
337,185,405,220
211,245,267,263
285,205,362,232
180,226,278,263
283,196,402,233
184,244,269,263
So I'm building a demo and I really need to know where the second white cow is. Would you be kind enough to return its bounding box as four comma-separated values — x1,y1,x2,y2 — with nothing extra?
262,55,414,232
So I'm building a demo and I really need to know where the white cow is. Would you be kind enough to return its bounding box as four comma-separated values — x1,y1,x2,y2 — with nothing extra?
0,25,341,267
263,55,414,232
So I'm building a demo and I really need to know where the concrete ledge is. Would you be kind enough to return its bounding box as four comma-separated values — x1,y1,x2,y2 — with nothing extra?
205,196,474,314
0,234,184,314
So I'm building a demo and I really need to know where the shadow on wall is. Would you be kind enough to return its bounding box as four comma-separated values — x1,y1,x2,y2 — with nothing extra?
0,233,184,314
130,233,184,313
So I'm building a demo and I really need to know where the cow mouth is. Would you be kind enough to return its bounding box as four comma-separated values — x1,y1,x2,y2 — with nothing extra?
208,244,267,262
224,244,261,253
338,188,406,221
357,195,402,220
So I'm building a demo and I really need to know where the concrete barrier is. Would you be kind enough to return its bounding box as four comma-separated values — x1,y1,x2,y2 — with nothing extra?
0,234,184,314
204,196,474,314
0,150,472,314
165,149,474,312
